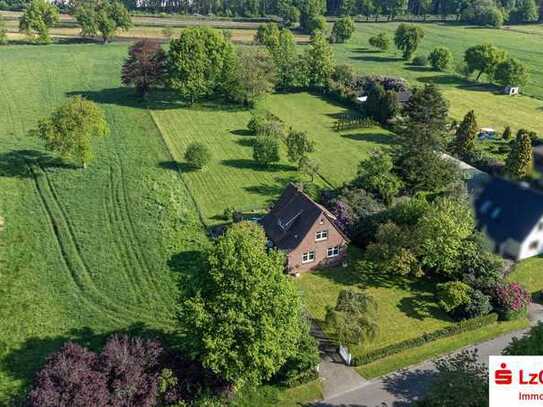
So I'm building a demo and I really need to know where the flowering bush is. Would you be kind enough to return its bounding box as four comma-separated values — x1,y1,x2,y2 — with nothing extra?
495,282,530,320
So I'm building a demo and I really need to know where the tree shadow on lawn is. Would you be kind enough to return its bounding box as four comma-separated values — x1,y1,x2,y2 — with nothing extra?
221,159,296,172
404,65,434,72
244,176,299,200
397,291,447,321
230,129,254,137
351,46,382,54
340,132,397,145
349,54,403,63
158,160,197,173
0,149,78,178
236,138,254,147
1,323,186,404
417,75,502,94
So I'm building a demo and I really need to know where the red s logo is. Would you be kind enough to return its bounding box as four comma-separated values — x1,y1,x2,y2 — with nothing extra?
495,363,513,385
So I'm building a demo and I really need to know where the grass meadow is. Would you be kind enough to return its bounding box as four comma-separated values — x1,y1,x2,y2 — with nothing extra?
333,22,543,134
151,92,392,224
0,43,210,403
2,20,543,403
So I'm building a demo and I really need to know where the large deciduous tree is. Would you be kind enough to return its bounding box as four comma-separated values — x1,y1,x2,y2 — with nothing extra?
504,129,534,179
494,57,529,87
121,39,166,97
19,0,59,43
393,23,424,60
304,31,334,87
464,43,507,81
30,96,109,168
266,28,307,90
178,222,306,387
297,0,326,33
166,27,235,103
72,0,132,44
224,48,276,106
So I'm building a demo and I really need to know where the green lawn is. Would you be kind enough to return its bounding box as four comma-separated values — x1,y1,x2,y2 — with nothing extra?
332,22,543,135
294,264,456,356
294,263,530,378
231,380,323,406
509,256,543,294
151,92,392,224
357,317,528,379
0,43,208,403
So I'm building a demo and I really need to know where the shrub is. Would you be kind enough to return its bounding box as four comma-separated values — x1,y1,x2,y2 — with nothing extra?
494,282,530,320
428,47,453,71
461,289,493,318
437,281,472,313
330,16,355,43
411,54,428,67
368,33,390,51
247,111,284,136
185,142,211,169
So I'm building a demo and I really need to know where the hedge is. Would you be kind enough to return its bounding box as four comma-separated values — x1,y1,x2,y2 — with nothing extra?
352,313,499,366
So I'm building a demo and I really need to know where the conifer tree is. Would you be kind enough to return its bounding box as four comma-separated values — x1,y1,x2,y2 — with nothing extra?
504,129,534,179
452,110,478,158
502,126,512,140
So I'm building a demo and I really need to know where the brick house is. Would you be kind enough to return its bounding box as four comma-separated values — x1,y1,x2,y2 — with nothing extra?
261,184,349,273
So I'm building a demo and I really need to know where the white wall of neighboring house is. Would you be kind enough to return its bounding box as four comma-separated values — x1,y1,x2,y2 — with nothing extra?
518,216,543,260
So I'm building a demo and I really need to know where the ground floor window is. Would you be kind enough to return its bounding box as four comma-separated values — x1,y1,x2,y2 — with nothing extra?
327,246,340,258
302,250,315,263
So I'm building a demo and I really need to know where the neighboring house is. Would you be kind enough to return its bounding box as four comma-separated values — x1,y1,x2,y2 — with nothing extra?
474,177,543,260
261,184,349,273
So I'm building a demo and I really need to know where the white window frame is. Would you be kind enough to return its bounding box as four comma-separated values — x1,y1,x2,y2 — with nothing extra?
302,250,315,263
315,230,328,241
327,246,340,258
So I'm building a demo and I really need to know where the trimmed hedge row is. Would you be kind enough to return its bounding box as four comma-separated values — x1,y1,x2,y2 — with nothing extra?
352,313,499,366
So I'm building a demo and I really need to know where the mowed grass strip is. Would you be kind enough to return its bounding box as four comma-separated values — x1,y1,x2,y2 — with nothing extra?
151,92,392,223
0,43,206,401
356,317,528,379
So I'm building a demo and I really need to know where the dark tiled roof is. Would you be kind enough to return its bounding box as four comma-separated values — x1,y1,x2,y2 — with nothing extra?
261,184,341,251
475,178,543,248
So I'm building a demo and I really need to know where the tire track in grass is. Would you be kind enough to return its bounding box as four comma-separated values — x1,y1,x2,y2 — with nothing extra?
115,157,176,304
31,163,172,328
28,163,124,327
102,165,141,304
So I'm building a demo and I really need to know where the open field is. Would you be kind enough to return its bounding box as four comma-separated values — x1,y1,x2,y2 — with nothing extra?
334,22,543,135
151,92,392,223
0,10,309,43
0,43,208,402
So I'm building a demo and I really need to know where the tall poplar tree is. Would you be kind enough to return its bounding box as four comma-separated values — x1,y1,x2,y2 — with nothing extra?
504,129,534,179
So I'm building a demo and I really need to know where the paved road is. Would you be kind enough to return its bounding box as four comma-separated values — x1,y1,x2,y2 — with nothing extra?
315,303,543,407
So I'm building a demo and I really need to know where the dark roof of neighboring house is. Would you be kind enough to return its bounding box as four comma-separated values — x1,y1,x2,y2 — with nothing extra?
261,184,346,252
474,178,543,247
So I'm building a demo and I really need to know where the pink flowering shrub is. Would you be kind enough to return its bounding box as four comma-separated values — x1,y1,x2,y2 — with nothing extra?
495,282,530,318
